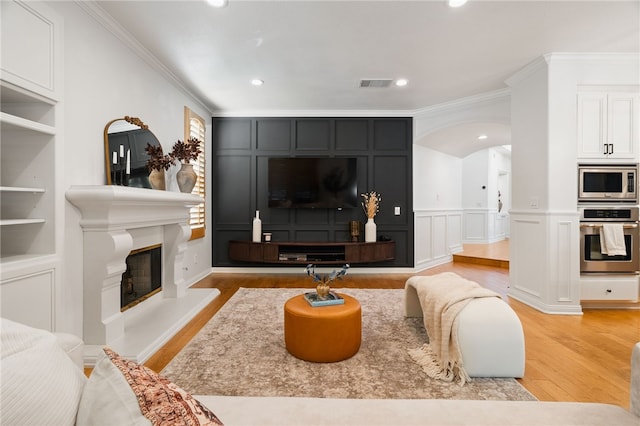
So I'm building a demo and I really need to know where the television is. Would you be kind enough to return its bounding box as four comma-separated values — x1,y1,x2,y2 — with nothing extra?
268,157,358,209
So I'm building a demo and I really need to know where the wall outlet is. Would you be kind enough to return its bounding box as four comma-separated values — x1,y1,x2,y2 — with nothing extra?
394,206,401,215
529,197,539,209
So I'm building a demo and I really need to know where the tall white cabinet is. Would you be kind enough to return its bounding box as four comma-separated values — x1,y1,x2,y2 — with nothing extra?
0,1,63,331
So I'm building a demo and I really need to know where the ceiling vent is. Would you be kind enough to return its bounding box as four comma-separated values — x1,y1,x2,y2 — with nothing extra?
359,79,393,88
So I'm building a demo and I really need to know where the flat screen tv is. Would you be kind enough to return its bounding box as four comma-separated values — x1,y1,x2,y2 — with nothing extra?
268,157,358,209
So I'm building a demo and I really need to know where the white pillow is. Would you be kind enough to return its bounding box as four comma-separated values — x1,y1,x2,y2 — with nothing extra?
76,347,223,426
0,318,87,426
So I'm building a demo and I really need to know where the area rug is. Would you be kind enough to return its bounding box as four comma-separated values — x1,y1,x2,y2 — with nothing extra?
161,288,536,401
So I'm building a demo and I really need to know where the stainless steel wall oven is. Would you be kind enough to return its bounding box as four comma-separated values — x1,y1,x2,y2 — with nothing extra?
579,206,639,274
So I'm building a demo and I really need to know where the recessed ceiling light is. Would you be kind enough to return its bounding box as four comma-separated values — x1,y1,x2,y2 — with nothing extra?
207,0,228,7
251,79,264,86
448,0,468,7
395,79,408,87
477,134,488,140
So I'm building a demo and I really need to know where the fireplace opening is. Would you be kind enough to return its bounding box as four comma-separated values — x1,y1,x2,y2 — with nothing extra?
121,244,162,312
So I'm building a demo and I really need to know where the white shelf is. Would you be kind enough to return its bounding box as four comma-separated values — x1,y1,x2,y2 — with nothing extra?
0,186,45,193
0,253,56,267
0,219,46,226
0,111,56,135
1,80,56,106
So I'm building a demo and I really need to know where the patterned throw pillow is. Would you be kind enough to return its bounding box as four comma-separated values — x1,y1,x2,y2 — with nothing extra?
77,347,223,426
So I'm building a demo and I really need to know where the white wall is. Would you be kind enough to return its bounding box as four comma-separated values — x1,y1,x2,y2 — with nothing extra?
462,150,489,209
50,2,213,335
412,144,464,269
460,147,511,242
413,144,462,210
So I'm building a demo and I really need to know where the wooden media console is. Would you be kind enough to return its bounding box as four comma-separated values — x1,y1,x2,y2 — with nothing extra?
228,240,395,265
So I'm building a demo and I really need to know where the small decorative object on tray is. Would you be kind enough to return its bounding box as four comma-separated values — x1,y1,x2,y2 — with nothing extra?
305,263,350,301
303,291,345,307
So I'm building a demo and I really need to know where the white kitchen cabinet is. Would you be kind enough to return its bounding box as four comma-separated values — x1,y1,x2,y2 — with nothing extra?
580,275,639,302
0,1,62,331
577,91,639,160
578,92,640,160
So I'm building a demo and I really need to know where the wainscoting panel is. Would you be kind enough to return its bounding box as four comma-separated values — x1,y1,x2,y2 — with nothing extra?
463,209,507,244
447,212,464,253
0,267,55,331
508,211,582,315
433,214,448,259
414,209,463,270
554,219,574,302
509,214,545,299
414,215,432,264
463,210,487,241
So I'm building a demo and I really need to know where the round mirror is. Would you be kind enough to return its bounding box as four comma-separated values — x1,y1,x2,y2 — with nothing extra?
104,116,163,188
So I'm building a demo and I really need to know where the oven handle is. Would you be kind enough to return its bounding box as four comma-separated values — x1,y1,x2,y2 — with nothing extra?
580,223,639,229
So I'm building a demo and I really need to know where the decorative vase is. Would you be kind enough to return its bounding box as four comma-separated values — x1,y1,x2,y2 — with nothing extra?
148,169,165,190
316,281,330,299
349,220,360,242
252,210,262,243
176,162,197,193
365,217,376,242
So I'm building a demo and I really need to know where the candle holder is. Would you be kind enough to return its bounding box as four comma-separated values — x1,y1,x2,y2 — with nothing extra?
349,220,360,242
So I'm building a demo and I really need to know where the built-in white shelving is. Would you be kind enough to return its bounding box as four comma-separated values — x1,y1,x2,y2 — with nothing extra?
0,186,46,193
0,111,56,135
0,219,47,226
1,80,57,258
1,0,62,332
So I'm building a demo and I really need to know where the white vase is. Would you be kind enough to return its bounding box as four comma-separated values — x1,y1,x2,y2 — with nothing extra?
365,217,376,242
176,162,197,193
252,210,262,243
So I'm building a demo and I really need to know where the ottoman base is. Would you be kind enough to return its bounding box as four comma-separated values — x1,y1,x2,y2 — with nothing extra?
284,293,361,363
405,274,525,378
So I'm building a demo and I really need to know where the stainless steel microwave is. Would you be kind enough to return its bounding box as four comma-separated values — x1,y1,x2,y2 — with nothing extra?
578,164,638,203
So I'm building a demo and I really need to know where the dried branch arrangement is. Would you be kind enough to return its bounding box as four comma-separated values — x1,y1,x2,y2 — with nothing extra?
145,143,174,171
361,191,382,219
171,137,202,163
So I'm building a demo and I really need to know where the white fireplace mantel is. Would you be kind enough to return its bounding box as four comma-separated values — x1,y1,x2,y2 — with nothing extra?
66,185,218,365
66,185,203,230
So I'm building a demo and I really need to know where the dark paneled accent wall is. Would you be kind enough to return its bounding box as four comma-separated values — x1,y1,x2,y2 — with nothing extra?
211,117,413,267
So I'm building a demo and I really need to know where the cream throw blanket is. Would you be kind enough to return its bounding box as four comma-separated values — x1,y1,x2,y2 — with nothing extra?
407,272,500,385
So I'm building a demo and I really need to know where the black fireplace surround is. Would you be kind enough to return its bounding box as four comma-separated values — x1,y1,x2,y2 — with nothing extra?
121,244,162,310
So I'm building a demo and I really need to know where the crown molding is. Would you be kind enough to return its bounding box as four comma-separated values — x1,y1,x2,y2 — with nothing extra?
211,109,415,118
504,55,550,88
412,88,511,118
505,52,640,87
545,52,640,65
75,1,212,115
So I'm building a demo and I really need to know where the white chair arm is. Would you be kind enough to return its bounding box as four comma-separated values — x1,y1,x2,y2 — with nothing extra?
54,332,84,370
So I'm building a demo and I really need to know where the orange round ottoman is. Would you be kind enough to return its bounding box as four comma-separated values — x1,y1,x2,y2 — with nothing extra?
284,293,361,363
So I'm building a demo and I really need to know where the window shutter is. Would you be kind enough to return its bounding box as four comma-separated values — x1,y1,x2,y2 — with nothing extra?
185,107,206,239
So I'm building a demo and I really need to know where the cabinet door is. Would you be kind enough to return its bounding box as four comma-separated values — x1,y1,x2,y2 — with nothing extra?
577,93,607,159
607,93,638,159
1,1,61,100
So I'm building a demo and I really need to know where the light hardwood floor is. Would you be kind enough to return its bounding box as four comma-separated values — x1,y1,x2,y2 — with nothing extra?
144,249,640,410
